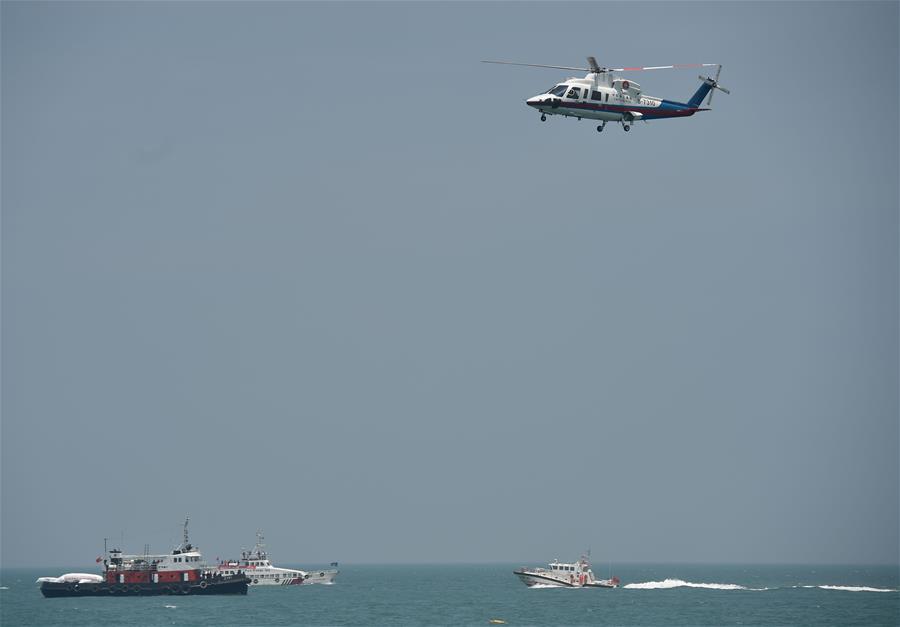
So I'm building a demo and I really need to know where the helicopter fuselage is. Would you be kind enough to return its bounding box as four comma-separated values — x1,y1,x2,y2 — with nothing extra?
526,73,707,125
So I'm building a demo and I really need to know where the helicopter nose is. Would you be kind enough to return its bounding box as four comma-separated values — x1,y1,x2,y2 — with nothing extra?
526,96,541,108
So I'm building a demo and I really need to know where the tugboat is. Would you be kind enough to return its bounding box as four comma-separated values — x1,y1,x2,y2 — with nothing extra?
514,554,619,588
37,518,250,597
215,530,338,586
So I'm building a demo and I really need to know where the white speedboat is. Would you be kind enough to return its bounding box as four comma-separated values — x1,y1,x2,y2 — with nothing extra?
215,531,338,586
514,554,619,588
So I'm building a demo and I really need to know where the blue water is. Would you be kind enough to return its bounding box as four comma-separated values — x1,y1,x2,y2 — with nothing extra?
2,564,897,626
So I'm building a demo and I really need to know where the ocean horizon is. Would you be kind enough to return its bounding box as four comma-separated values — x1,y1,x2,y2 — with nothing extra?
3,563,897,626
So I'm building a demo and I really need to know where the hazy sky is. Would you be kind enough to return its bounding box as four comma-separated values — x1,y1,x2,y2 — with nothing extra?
2,2,897,568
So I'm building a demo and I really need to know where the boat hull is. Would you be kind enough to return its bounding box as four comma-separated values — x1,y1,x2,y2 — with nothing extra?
247,574,304,586
514,569,619,589
584,580,618,588
218,566,338,586
40,576,249,598
514,570,574,588
302,569,338,585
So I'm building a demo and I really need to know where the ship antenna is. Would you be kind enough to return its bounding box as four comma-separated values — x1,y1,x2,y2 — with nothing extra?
256,529,266,558
183,516,190,549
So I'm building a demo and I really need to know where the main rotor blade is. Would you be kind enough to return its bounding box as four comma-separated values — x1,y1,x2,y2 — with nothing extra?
481,60,592,72
608,63,719,72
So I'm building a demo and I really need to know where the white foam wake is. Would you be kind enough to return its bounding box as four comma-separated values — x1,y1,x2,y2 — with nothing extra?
624,578,761,591
818,585,896,593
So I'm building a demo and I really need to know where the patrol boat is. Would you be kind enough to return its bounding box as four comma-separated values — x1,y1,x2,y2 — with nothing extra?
37,518,249,597
514,554,619,588
216,531,339,586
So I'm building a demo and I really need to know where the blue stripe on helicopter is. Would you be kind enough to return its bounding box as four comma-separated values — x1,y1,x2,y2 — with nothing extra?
541,100,707,119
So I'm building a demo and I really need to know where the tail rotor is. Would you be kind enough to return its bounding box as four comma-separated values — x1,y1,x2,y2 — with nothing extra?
701,65,730,106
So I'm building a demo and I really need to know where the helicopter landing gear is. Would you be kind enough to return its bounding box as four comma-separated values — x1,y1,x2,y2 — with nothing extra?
623,124,631,132
540,113,546,122
596,122,606,133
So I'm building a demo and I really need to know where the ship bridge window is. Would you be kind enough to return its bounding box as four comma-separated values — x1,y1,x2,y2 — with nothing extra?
548,85,568,97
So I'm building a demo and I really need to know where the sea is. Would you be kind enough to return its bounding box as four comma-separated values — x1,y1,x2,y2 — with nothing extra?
1,564,898,626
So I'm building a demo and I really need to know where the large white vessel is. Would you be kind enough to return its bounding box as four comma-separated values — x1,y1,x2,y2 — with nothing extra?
216,531,338,586
514,554,619,588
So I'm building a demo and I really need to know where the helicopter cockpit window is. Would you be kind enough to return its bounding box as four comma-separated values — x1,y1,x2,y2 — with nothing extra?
565,87,581,99
548,85,568,97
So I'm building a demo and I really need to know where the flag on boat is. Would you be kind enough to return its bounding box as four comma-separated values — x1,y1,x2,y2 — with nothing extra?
96,556,103,563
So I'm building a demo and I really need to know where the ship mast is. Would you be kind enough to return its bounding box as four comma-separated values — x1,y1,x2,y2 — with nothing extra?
177,516,192,552
255,530,266,559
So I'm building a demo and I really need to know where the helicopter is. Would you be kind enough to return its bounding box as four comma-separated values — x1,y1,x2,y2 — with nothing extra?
482,56,729,133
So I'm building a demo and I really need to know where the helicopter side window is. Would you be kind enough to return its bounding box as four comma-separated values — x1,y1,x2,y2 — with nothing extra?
591,91,603,101
565,87,581,99
548,85,567,97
